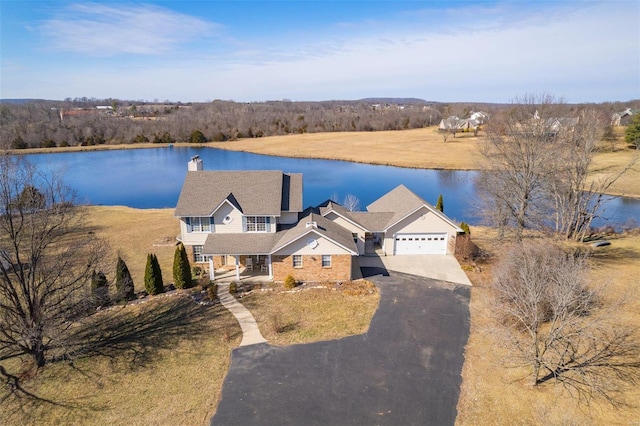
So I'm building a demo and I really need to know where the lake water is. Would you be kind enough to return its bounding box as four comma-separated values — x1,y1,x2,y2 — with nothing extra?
25,146,640,228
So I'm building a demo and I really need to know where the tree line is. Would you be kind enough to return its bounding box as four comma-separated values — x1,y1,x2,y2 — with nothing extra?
1,98,446,149
2,97,637,150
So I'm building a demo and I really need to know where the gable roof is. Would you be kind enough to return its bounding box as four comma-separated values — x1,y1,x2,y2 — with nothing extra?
316,200,392,232
367,184,462,232
175,170,302,217
200,212,357,256
272,212,358,254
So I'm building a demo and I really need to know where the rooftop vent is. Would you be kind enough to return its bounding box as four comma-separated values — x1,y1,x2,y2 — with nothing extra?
305,221,317,229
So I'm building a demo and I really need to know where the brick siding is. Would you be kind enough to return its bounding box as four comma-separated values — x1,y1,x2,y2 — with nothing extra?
272,254,352,282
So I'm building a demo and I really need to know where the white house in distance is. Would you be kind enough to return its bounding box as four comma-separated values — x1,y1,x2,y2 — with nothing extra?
175,157,463,282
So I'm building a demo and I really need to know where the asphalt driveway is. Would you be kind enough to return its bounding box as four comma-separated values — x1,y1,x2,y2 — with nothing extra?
211,268,470,425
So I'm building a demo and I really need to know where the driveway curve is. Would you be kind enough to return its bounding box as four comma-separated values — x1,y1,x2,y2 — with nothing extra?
211,269,470,425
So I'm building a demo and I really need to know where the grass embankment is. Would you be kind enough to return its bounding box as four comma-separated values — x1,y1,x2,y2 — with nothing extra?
212,126,639,198
456,228,640,425
1,207,379,425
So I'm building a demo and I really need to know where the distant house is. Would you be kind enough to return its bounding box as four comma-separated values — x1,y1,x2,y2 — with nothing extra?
469,111,489,124
175,158,462,282
438,116,480,135
611,108,633,126
438,116,460,131
545,117,579,132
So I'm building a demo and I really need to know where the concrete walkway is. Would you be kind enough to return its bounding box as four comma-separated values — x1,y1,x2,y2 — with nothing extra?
217,283,266,347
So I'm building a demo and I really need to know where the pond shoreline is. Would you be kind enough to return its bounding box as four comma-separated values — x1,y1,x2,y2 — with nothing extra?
10,136,639,200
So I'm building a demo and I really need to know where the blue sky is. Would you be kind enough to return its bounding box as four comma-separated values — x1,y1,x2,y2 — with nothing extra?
1,1,639,103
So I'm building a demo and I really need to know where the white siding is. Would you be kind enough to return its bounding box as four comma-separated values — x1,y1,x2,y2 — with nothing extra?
273,233,352,256
383,206,458,255
212,203,243,234
179,218,209,246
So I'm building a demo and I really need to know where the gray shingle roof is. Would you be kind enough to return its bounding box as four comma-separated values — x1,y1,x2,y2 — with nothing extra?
318,200,393,232
367,184,427,226
200,212,357,255
175,171,302,217
202,233,280,255
366,184,461,231
347,212,395,231
282,173,303,212
273,212,358,254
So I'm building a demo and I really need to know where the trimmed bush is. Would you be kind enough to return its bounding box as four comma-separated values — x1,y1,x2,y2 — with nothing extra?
228,281,238,294
115,256,135,302
191,266,203,278
284,275,297,290
173,243,192,289
144,253,164,295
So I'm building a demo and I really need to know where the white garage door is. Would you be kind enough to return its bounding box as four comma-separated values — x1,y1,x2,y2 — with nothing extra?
394,233,447,255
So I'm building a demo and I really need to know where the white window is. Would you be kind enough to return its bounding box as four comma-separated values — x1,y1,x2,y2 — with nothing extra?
193,245,206,263
246,216,268,232
322,255,331,268
293,255,303,268
188,217,212,233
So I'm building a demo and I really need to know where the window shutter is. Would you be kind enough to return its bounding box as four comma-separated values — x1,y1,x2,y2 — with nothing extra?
266,216,271,232
185,217,192,233
242,216,247,232
209,216,215,232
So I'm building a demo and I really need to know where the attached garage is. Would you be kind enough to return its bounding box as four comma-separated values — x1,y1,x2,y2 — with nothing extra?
394,233,448,255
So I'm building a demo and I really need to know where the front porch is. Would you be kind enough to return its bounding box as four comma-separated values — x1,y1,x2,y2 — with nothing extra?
207,254,273,282
364,232,385,256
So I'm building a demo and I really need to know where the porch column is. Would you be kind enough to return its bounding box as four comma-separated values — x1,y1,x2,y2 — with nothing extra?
208,257,215,280
267,254,273,279
235,255,240,280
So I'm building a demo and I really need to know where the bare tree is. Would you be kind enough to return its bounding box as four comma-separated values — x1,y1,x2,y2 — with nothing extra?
478,94,637,241
548,109,638,241
478,94,563,237
492,241,640,406
0,154,107,368
342,194,361,212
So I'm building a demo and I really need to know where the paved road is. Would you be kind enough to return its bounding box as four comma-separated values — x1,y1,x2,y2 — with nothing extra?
212,268,470,425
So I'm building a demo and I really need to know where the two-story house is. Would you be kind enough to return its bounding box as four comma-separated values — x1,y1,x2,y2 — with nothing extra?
175,157,462,282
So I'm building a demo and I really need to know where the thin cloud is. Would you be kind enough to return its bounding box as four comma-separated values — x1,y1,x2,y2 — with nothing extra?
39,2,219,56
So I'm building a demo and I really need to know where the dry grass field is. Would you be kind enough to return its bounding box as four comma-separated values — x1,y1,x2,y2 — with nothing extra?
455,227,640,425
213,126,482,170
0,207,379,425
212,126,639,198
82,206,180,291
